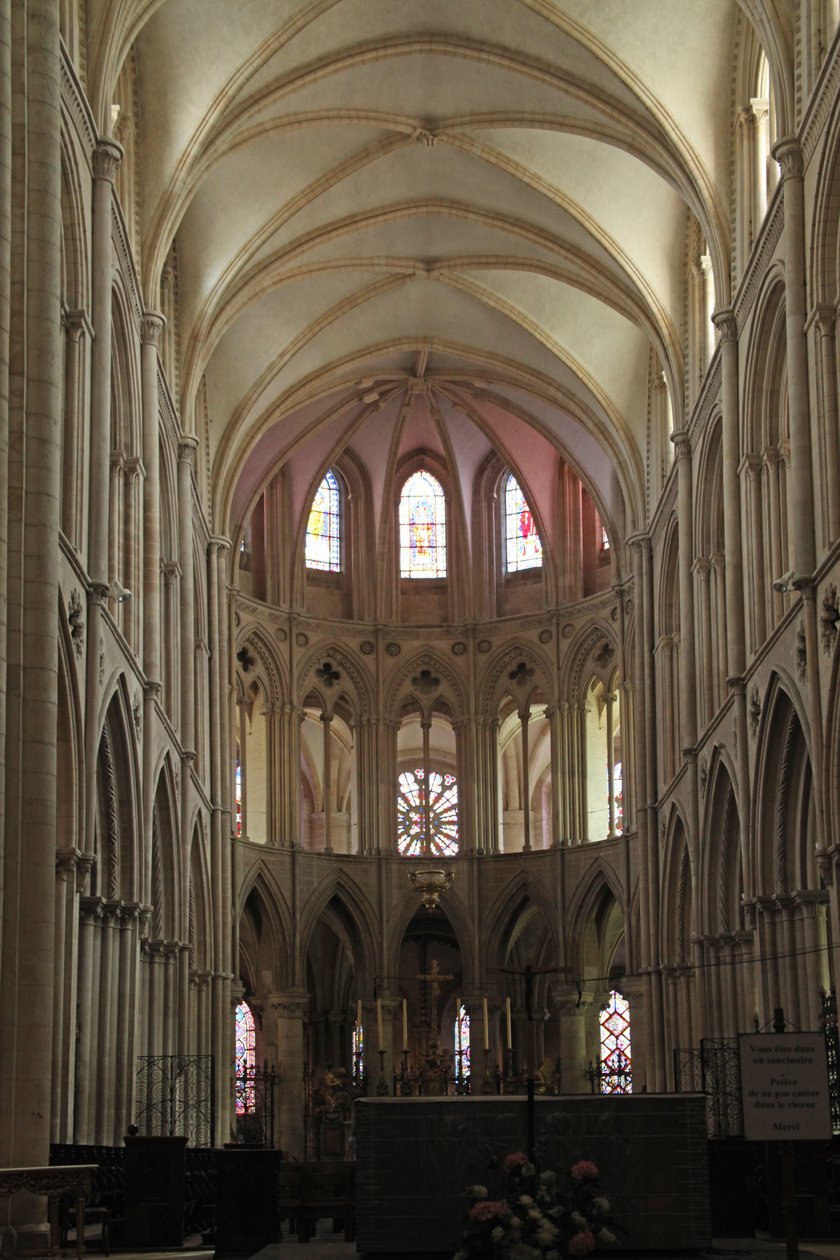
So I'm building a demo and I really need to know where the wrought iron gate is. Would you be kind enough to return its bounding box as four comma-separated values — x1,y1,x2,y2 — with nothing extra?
136,1055,215,1147
235,1061,278,1147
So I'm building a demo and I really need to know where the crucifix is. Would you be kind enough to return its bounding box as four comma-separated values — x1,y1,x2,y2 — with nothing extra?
415,957,454,1033
500,961,571,1161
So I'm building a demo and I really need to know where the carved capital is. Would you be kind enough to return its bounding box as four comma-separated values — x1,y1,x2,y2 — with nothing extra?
140,311,165,347
670,430,692,461
178,435,200,467
92,139,123,182
712,307,738,342
772,136,803,181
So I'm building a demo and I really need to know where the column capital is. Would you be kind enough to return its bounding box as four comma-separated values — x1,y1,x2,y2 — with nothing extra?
209,535,233,556
140,310,166,346
272,991,310,1020
771,136,803,181
670,430,692,460
62,306,94,341
712,307,738,342
625,531,651,553
178,434,200,466
92,138,124,182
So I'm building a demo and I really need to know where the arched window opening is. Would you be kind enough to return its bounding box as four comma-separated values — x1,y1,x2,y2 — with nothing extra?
397,768,459,856
235,1001,256,1114
306,469,341,572
235,757,242,837
585,680,621,840
613,760,624,836
598,991,632,1094
399,469,447,578
454,1002,471,1083
504,474,542,571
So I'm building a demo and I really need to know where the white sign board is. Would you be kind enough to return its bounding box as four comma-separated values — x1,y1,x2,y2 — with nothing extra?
739,1033,832,1141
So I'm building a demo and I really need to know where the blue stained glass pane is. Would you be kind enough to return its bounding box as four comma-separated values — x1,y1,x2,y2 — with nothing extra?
599,991,632,1094
504,474,542,571
306,470,341,571
455,1005,471,1080
235,1002,256,1113
399,470,446,578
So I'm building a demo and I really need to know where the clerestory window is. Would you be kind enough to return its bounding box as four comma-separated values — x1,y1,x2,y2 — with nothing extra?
399,469,447,578
504,473,542,572
306,469,341,572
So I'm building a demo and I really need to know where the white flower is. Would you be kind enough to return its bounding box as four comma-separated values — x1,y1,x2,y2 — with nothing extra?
522,1161,536,1177
593,1195,610,1213
468,1184,488,1199
539,1169,556,1184
518,1194,534,1207
491,1227,505,1243
509,1215,522,1229
599,1227,616,1243
528,1208,542,1220
571,1211,587,1227
537,1224,559,1244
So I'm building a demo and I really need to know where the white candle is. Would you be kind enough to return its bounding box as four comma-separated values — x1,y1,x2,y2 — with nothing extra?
357,998,362,1031
482,997,489,1050
377,997,384,1050
402,998,408,1050
505,997,512,1050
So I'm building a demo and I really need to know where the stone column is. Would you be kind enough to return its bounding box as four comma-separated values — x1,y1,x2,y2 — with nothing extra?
178,437,198,752
140,312,165,682
554,993,591,1094
772,138,817,579
518,708,532,852
671,432,698,749
694,558,714,725
61,309,92,547
274,993,309,1157
0,7,63,1235
808,304,840,544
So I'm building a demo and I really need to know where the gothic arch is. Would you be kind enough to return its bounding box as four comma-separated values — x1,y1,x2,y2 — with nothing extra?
188,818,213,972
660,809,694,964
60,132,89,310
236,623,288,707
297,639,374,717
383,885,477,989
94,679,140,902
479,640,555,717
57,595,84,855
151,756,180,940
237,863,295,993
564,621,620,703
385,648,467,724
296,872,380,990
701,751,744,937
752,674,816,896
481,873,561,974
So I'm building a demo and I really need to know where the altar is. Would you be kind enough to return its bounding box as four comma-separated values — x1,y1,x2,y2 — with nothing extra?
354,1093,710,1254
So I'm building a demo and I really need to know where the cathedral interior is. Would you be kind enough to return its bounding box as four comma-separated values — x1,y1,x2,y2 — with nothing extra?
4,0,840,1248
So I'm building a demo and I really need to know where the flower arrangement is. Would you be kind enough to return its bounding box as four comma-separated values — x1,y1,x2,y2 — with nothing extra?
454,1151,620,1260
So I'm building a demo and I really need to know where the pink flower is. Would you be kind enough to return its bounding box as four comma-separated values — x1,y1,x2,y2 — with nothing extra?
503,1151,528,1172
469,1199,505,1222
568,1229,597,1256
570,1160,599,1180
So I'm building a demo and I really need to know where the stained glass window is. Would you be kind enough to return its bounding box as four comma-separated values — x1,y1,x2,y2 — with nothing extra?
353,1020,365,1085
399,470,446,578
306,469,341,572
235,1001,256,1113
235,760,242,837
613,760,623,835
396,767,459,856
598,990,631,1094
454,1003,471,1082
601,524,610,551
505,474,542,572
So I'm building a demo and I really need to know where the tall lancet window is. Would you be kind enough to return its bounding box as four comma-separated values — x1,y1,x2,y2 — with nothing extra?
399,469,447,578
353,1019,365,1085
235,1001,256,1113
454,1002,471,1083
598,990,632,1094
306,469,341,571
504,474,542,571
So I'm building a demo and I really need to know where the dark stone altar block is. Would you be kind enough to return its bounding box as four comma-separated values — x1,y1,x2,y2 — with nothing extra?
123,1134,188,1247
355,1094,710,1255
213,1147,283,1259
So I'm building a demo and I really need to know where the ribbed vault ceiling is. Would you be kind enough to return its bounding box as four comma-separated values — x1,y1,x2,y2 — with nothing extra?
100,0,751,548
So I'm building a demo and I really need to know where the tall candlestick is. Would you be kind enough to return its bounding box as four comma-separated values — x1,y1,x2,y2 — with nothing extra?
357,998,362,1031
505,997,512,1050
377,997,384,1050
482,997,489,1050
402,998,408,1050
